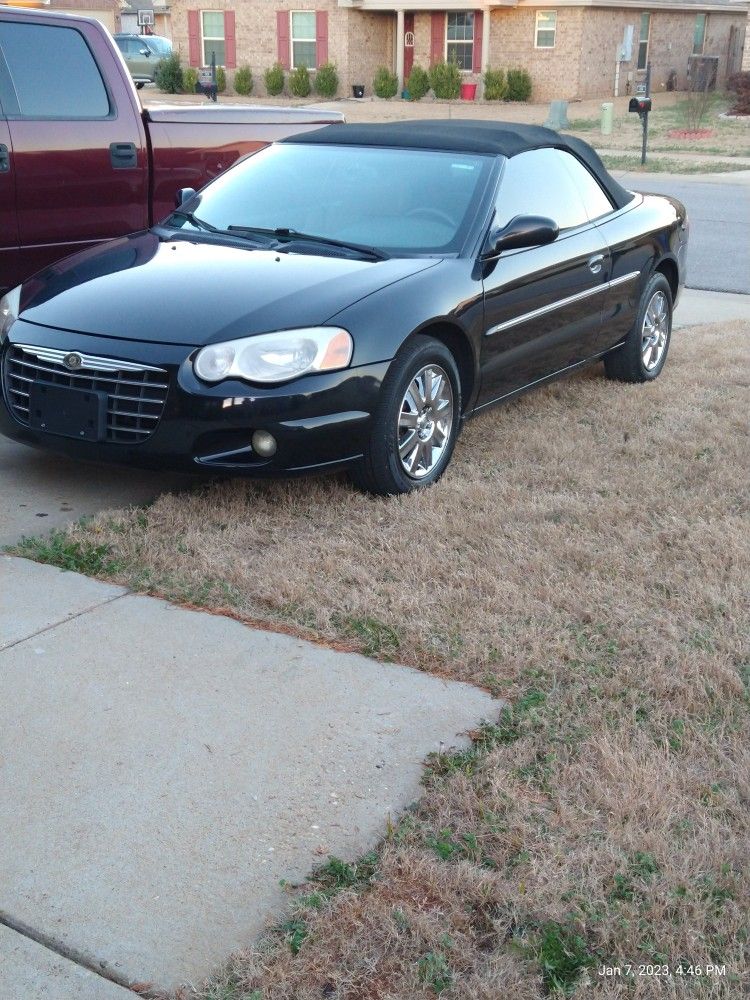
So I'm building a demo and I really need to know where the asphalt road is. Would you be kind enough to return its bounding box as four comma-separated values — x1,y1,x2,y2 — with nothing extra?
617,173,750,294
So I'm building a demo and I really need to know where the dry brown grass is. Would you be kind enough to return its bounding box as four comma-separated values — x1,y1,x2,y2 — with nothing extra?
16,321,750,997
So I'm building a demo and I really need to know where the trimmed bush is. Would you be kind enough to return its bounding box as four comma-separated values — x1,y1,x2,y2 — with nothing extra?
506,68,532,102
406,65,430,101
290,64,311,97
183,67,198,93
429,61,461,100
155,53,183,93
216,66,227,93
233,65,253,96
373,65,398,99
264,62,285,96
315,61,339,98
728,71,750,115
483,67,508,101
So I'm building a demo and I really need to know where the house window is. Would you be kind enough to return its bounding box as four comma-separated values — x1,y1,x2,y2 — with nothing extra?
535,11,557,49
201,11,225,66
446,12,474,71
637,12,650,70
291,11,316,68
693,13,706,54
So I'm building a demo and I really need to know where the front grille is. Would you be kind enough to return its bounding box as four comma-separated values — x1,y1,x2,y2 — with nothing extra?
3,344,169,443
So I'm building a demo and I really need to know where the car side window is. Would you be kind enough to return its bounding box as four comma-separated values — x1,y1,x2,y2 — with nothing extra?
558,152,614,221
0,22,110,119
494,148,591,231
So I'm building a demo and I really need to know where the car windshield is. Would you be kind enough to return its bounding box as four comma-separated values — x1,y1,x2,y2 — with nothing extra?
165,143,494,255
146,37,171,56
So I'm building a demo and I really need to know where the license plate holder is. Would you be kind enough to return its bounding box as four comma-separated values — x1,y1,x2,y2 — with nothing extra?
28,382,107,442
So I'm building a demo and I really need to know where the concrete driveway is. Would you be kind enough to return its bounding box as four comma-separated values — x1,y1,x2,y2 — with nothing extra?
0,439,192,546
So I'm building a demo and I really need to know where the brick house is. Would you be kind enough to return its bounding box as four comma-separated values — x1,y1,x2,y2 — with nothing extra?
168,0,747,101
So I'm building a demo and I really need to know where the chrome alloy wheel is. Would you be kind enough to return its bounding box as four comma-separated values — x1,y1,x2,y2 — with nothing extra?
397,364,454,479
641,290,669,371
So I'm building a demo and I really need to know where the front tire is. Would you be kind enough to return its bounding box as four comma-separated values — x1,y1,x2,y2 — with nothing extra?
604,273,672,383
351,335,461,496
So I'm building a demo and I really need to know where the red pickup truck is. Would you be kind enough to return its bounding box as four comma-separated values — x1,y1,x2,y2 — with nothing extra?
0,6,343,294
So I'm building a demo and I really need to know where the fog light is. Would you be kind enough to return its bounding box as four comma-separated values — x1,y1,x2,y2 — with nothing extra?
252,430,277,457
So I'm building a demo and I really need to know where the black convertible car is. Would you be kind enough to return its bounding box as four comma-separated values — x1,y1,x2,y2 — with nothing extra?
0,121,687,494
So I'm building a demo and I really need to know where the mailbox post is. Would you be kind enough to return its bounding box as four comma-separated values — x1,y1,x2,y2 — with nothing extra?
629,61,651,164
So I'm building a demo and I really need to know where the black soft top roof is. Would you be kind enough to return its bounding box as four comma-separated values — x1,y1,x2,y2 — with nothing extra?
283,119,634,211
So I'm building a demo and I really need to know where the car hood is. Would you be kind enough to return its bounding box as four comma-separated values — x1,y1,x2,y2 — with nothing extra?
19,232,441,346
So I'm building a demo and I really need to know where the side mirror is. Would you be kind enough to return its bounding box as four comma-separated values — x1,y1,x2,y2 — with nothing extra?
140,48,151,57
175,187,197,208
483,215,559,257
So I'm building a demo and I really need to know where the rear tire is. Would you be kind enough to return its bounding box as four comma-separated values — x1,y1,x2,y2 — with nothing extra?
351,335,461,496
604,272,672,383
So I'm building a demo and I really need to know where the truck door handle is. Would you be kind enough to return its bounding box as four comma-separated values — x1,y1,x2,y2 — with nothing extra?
109,142,137,169
588,254,605,275
0,144,9,173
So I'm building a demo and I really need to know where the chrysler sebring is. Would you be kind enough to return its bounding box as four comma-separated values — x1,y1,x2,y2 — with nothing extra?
0,121,687,494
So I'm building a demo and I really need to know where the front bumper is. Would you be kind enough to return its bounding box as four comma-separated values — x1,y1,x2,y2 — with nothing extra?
0,320,390,475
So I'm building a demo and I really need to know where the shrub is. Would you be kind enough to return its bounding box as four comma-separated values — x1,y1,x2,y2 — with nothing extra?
429,61,461,100
215,66,227,93
483,67,507,101
264,62,285,96
155,53,183,93
373,65,398,99
728,71,750,115
506,67,532,101
290,64,311,97
233,65,253,96
183,67,198,93
406,65,430,101
315,61,339,98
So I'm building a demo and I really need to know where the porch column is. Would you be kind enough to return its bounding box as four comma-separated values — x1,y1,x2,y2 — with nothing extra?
481,7,491,95
396,9,405,90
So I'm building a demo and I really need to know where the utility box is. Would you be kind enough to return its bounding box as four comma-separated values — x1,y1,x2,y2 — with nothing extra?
600,102,614,135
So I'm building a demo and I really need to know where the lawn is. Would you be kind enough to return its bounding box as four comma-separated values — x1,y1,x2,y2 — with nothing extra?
566,94,750,161
14,321,750,998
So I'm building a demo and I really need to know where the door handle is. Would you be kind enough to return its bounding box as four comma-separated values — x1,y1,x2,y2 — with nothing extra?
0,144,9,173
588,254,604,275
109,142,137,169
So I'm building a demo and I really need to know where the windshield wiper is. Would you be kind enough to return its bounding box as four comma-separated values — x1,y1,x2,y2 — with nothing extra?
170,209,220,234
227,226,389,261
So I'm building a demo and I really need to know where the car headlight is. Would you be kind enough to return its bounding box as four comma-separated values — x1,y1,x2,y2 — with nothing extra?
0,286,21,340
193,327,353,384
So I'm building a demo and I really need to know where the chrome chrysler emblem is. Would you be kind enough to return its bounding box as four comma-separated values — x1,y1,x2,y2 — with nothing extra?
63,352,83,371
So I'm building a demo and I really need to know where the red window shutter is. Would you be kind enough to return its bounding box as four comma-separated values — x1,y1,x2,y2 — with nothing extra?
188,9,201,67
430,12,445,66
315,10,328,66
404,12,414,78
224,10,236,69
277,10,290,69
472,10,483,73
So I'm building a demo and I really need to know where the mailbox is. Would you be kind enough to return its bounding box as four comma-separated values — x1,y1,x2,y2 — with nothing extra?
629,97,652,113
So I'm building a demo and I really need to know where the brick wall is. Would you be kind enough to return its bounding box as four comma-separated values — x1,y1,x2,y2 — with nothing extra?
489,8,584,102
169,0,359,93
578,9,745,98
167,2,747,100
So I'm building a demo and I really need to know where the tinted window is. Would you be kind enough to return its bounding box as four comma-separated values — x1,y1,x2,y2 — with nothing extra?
559,153,614,220
495,148,591,231
0,22,109,118
167,143,494,255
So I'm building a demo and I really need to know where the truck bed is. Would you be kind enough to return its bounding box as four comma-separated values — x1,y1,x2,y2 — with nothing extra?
146,105,345,225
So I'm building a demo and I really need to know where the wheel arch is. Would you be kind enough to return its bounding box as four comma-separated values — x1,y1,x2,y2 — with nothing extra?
407,321,478,414
654,256,679,302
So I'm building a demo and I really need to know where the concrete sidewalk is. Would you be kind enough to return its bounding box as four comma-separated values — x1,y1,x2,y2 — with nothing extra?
0,556,494,996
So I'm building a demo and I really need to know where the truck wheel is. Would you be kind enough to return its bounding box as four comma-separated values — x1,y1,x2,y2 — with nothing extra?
351,336,461,496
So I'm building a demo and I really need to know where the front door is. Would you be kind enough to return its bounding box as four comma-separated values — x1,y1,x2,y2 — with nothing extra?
477,148,612,406
0,16,149,284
